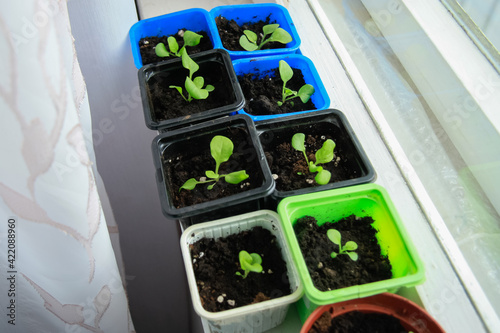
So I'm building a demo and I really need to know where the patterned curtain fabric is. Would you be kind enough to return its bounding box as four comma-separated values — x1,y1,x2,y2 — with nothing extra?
0,1,133,332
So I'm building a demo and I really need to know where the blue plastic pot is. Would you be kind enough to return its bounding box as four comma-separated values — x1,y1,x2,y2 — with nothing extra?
210,4,301,60
232,54,330,122
129,8,220,69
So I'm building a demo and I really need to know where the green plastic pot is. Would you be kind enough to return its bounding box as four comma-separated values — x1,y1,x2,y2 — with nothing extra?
277,184,425,322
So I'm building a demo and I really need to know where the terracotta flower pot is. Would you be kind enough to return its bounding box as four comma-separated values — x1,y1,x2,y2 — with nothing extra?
300,293,445,333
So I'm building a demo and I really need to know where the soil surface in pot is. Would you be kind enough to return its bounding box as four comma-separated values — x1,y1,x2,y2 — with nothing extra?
215,15,288,51
263,130,364,192
163,126,264,208
309,310,409,333
238,67,316,116
190,226,292,312
294,215,392,291
147,59,235,122
139,29,213,66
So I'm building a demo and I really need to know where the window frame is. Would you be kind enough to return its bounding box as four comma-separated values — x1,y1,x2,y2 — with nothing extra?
307,0,500,331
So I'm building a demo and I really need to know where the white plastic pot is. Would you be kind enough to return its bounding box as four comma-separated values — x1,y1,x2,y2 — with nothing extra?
180,210,303,333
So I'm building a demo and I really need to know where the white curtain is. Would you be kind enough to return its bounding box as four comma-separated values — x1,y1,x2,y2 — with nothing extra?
0,1,133,332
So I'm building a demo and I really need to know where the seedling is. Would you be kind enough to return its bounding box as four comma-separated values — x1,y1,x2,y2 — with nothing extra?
235,250,263,279
277,60,315,107
179,135,249,191
155,30,203,58
169,48,215,102
239,23,293,51
291,133,335,185
327,229,358,261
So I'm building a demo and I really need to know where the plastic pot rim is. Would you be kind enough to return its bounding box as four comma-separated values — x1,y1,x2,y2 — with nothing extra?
139,49,245,131
300,293,446,333
255,108,376,200
129,8,220,69
180,210,304,323
232,54,330,121
151,114,275,220
277,184,425,306
210,3,301,59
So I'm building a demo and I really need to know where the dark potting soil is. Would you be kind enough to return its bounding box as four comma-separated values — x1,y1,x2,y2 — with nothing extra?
263,130,364,192
190,226,292,312
139,29,213,66
163,126,263,208
238,67,316,116
215,15,288,51
147,59,235,122
294,215,392,292
309,311,409,333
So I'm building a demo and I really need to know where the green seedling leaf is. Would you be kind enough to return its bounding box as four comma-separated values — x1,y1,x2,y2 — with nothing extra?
239,24,293,51
315,169,331,185
193,76,204,89
279,60,293,84
278,60,315,107
180,48,199,78
315,139,336,164
183,30,203,47
237,250,263,279
309,162,320,173
344,241,358,251
179,136,249,191
297,84,315,103
244,30,258,43
291,133,336,185
171,49,214,102
262,24,279,36
283,87,296,98
167,36,179,55
155,42,170,57
211,135,234,166
169,85,183,94
169,85,187,102
291,133,306,152
156,31,202,58
327,229,341,245
225,170,249,184
205,170,218,179
327,228,358,261
268,27,293,45
239,35,258,51
347,252,359,261
179,178,198,191
250,253,262,265
185,77,209,100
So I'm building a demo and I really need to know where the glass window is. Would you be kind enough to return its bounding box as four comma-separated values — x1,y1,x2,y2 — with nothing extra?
315,0,500,329
455,0,500,53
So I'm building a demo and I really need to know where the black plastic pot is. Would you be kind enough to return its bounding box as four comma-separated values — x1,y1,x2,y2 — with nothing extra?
256,109,376,209
139,49,245,131
152,114,274,228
